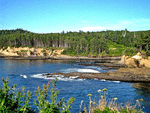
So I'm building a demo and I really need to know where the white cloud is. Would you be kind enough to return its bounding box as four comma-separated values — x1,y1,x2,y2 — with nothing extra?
79,18,150,32
79,26,119,32
118,18,150,27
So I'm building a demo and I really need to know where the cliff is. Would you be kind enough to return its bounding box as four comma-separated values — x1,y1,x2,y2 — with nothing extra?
0,47,64,57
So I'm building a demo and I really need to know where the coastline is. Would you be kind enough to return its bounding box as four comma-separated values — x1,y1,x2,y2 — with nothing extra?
0,55,121,60
1,55,150,82
41,68,150,83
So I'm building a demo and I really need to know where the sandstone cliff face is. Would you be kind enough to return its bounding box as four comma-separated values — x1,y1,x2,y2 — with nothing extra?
118,52,150,68
0,47,64,57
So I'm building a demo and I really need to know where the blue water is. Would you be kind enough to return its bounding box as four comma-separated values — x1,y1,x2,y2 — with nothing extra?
0,59,149,113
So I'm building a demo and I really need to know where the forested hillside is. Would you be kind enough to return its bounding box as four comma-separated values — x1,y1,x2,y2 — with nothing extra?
0,28,150,56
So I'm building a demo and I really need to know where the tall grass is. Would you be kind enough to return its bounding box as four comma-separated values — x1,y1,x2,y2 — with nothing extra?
80,88,144,113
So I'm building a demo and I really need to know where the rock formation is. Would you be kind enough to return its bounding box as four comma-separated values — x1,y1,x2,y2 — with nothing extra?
0,47,64,57
118,52,150,68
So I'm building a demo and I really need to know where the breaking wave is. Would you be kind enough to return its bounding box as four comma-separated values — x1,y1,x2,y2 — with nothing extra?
61,68,100,73
31,73,85,81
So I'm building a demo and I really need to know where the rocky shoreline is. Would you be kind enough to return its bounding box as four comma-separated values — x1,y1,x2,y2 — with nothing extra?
41,68,150,83
1,54,150,83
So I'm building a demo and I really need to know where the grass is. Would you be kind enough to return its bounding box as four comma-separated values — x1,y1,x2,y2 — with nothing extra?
107,41,137,57
80,88,144,113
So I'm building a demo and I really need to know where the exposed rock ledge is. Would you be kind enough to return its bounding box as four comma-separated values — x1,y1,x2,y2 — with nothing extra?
42,68,150,82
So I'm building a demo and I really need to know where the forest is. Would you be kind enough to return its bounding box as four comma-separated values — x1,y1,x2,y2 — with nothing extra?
0,28,150,56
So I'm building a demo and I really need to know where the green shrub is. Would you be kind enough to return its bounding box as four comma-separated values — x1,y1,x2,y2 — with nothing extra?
41,50,46,52
0,77,34,113
124,48,137,56
34,78,75,113
0,77,75,113
20,50,28,52
94,107,117,113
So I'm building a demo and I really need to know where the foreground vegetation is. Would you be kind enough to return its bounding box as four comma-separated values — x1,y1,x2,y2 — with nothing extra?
0,77,75,113
0,28,150,56
81,89,144,113
0,77,144,113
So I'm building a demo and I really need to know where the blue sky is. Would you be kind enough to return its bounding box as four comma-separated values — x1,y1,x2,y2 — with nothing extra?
1,0,150,33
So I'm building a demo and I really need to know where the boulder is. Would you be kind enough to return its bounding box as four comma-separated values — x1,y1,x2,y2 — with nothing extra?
140,59,150,68
118,55,128,64
52,49,64,56
27,51,31,56
121,52,150,68
131,52,142,60
125,58,138,67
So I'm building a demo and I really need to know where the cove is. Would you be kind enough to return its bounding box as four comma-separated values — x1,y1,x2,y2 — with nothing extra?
0,59,149,112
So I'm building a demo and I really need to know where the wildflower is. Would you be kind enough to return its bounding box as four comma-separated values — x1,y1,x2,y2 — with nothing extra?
87,94,92,96
98,89,101,92
50,79,52,81
140,99,144,101
103,88,107,91
101,95,104,99
90,101,93,104
114,98,117,100
136,100,139,102
93,102,96,104
48,82,50,85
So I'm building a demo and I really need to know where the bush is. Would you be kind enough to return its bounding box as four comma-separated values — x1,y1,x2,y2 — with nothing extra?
0,77,75,113
0,77,34,113
41,50,46,52
94,107,117,113
20,50,28,52
124,48,137,56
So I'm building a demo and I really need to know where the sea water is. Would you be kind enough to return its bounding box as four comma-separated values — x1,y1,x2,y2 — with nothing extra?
0,59,149,112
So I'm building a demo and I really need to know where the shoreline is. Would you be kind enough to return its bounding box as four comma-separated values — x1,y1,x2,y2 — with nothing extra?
0,55,121,60
1,55,150,83
41,68,150,83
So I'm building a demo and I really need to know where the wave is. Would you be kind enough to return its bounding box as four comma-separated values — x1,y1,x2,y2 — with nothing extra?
20,75,27,79
100,79,120,83
31,73,85,81
61,68,100,73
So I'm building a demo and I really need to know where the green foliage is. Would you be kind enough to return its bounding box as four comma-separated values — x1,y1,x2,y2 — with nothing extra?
0,77,34,113
94,107,117,113
107,41,127,56
124,48,137,56
120,109,138,113
0,29,150,57
20,50,28,52
94,107,139,113
41,50,46,52
0,77,75,113
34,78,75,113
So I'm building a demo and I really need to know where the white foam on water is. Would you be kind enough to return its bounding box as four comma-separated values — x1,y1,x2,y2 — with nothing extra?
31,74,84,81
86,66,102,71
69,76,78,79
61,68,100,73
100,79,106,81
112,81,120,83
94,78,98,80
20,75,27,79
31,74,46,79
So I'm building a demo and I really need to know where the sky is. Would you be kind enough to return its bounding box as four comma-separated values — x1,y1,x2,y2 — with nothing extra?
1,0,150,33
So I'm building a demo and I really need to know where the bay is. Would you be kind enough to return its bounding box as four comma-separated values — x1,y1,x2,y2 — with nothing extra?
0,59,149,112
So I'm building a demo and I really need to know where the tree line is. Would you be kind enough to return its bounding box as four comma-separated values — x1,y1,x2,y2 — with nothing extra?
0,28,150,55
